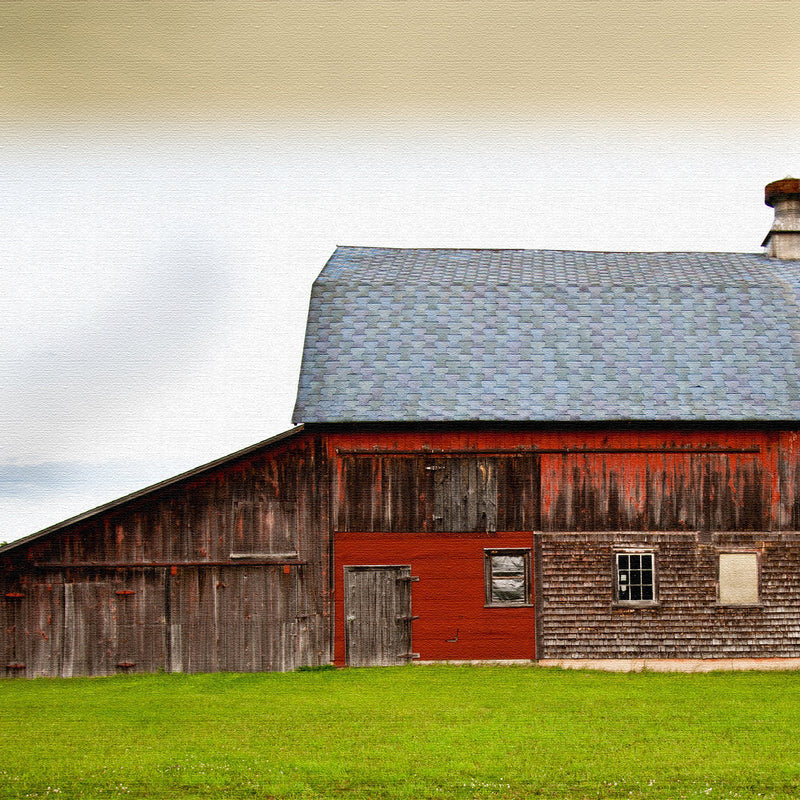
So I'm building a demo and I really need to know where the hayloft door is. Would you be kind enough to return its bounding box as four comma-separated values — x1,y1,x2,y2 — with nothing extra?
344,565,415,666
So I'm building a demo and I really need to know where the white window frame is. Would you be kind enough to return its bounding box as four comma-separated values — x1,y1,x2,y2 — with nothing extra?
614,551,657,604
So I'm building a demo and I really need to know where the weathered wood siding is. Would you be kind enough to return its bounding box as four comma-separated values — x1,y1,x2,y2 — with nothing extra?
777,430,800,529
6,423,800,675
0,433,330,677
331,427,783,533
343,565,413,667
335,454,539,532
540,450,770,531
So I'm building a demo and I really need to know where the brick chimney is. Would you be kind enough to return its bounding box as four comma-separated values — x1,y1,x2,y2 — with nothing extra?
763,177,800,259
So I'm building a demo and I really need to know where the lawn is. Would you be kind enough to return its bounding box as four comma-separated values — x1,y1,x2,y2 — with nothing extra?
1,665,799,799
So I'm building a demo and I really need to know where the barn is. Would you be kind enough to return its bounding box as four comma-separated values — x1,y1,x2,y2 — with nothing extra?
3,178,800,676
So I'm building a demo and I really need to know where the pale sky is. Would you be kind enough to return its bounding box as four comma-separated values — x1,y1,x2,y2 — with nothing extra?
2,1,799,542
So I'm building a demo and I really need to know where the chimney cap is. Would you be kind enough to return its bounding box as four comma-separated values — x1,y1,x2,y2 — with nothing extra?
765,177,800,207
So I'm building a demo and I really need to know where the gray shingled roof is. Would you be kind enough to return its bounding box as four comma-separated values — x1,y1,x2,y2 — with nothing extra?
292,247,800,423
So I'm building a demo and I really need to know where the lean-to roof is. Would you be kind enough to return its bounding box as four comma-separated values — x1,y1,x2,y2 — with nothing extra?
0,426,304,555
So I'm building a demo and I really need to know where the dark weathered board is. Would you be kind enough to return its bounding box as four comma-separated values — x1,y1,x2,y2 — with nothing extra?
333,429,773,533
777,430,800,530
540,451,768,531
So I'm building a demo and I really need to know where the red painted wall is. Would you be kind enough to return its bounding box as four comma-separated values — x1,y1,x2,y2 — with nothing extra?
334,531,536,665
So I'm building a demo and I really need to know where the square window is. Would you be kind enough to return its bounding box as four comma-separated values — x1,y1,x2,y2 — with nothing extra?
485,549,531,606
616,552,655,603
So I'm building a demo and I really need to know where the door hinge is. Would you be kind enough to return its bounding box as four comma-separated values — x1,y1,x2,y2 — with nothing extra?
396,615,420,622
396,575,419,583
401,652,421,660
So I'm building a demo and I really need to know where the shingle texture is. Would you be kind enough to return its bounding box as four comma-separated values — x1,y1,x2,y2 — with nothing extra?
292,247,800,423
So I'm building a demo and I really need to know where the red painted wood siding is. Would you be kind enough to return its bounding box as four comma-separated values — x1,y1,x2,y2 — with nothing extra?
334,531,536,664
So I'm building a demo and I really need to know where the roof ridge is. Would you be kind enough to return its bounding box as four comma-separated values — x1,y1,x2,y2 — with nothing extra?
333,245,767,257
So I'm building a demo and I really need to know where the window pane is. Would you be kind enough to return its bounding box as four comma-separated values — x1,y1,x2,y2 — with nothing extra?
617,552,655,603
486,549,530,606
492,555,524,576
492,578,525,603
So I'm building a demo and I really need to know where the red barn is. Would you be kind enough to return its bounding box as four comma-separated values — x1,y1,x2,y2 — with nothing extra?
3,178,800,676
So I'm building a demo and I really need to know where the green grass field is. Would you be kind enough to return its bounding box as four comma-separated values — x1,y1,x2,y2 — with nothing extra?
1,665,799,799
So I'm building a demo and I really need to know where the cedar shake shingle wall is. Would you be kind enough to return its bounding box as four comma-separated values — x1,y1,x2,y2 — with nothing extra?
539,532,800,660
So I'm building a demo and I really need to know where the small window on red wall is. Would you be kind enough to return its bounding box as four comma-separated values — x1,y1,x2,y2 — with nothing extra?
485,549,531,606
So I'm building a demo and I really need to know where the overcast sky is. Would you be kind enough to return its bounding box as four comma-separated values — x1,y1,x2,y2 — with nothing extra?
2,1,799,542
